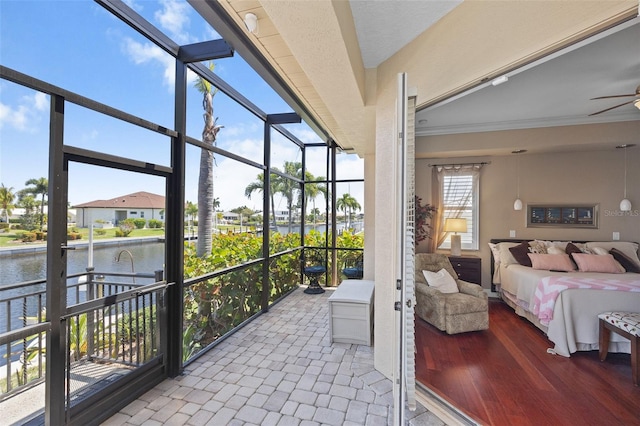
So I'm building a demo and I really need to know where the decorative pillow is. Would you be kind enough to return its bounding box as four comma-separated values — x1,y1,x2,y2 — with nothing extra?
590,246,609,256
497,242,521,266
610,248,640,273
423,269,459,293
565,242,583,255
543,241,570,250
527,253,575,271
529,240,548,254
546,246,565,255
509,242,532,267
570,253,624,274
566,242,596,253
585,242,640,267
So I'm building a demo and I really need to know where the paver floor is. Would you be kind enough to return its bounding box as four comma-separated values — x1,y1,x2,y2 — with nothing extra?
102,286,446,425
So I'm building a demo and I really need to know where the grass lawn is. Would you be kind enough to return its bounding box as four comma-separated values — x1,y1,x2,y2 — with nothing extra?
0,227,166,248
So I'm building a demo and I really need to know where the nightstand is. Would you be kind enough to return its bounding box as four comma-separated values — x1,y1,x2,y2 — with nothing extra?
448,255,481,285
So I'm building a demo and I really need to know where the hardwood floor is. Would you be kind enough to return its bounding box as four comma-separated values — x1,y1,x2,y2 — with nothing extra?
415,299,640,426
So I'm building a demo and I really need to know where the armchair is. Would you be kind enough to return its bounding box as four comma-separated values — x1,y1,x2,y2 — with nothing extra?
415,253,488,334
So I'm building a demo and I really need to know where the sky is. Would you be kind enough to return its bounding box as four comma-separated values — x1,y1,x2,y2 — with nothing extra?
0,0,364,215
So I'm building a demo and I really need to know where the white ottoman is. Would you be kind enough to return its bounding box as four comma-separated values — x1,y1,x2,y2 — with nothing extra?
328,280,374,346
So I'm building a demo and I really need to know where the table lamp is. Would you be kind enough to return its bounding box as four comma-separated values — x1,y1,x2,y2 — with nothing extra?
444,218,467,256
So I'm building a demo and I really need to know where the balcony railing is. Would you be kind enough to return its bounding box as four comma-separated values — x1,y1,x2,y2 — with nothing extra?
0,269,163,403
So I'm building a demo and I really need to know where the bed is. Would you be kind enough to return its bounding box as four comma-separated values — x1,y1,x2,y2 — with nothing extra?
489,239,640,357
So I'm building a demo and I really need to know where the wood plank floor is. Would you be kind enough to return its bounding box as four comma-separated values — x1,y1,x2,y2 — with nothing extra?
415,299,640,426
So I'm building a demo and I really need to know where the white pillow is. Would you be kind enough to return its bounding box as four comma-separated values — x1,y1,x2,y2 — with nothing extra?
546,246,564,255
423,269,459,294
591,246,609,256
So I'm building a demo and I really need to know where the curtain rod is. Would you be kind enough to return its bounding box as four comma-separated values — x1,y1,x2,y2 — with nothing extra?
428,161,490,167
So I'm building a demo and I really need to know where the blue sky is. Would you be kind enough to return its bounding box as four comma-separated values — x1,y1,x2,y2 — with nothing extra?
0,0,364,214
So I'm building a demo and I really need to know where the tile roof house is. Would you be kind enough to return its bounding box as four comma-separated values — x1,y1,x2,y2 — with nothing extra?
73,191,165,227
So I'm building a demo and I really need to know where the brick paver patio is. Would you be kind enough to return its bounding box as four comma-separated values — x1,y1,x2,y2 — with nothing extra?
101,286,446,425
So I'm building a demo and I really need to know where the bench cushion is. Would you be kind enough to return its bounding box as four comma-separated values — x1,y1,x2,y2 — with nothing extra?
598,312,640,337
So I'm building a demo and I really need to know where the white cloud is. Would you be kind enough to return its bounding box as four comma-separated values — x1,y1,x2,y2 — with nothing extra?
0,103,24,130
122,37,175,90
122,0,143,12
0,91,48,131
155,0,190,44
33,92,48,111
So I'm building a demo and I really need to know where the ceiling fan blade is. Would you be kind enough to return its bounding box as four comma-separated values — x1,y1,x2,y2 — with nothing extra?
590,94,636,100
589,100,634,116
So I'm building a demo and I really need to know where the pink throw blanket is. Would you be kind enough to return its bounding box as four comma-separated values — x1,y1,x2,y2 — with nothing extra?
532,276,640,326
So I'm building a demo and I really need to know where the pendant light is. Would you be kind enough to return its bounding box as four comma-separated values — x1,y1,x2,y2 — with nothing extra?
617,144,635,212
512,150,527,210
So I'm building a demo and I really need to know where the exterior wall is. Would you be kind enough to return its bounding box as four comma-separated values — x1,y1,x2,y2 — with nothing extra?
415,145,640,288
75,208,164,227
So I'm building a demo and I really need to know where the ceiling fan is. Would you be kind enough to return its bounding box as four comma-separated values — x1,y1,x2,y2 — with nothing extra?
589,84,640,116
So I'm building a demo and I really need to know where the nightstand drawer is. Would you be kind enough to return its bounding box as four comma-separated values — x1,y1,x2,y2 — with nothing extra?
448,255,481,284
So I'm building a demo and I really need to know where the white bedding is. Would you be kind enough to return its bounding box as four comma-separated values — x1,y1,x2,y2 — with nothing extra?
499,263,640,357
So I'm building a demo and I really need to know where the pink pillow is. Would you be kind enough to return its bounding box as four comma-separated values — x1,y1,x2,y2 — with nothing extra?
570,253,624,274
527,253,575,272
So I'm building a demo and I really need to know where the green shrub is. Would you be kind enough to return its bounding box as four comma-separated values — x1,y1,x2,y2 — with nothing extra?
132,218,146,229
67,232,81,240
148,219,163,228
35,231,45,240
0,223,9,230
115,219,135,237
22,232,36,242
95,229,107,236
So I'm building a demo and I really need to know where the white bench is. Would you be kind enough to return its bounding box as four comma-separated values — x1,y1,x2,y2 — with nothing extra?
328,279,374,346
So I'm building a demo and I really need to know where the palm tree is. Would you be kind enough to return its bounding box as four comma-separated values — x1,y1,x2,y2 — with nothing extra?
336,193,361,230
185,201,198,223
194,63,223,257
303,174,327,229
244,171,280,229
23,177,48,230
0,184,15,224
212,197,220,228
280,161,303,233
17,194,38,231
185,201,198,239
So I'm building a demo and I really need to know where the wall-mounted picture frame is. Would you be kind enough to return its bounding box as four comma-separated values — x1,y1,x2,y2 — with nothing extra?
526,204,599,228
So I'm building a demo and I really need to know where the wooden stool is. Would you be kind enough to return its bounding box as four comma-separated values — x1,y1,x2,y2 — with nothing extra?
598,311,640,386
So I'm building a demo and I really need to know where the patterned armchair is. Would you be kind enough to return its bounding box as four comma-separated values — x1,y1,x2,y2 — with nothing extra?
415,253,489,334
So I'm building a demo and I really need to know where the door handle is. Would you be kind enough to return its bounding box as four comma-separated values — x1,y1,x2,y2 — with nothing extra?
61,244,76,256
